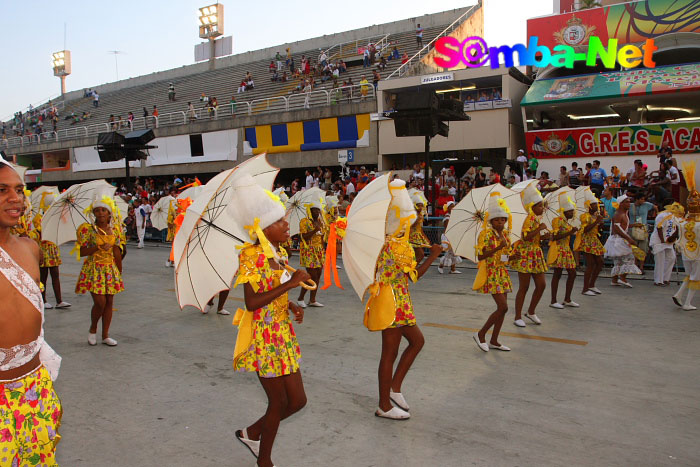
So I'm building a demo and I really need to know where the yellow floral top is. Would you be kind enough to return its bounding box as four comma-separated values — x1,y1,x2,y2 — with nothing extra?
549,216,577,269
300,217,326,247
409,212,430,247
376,236,418,328
510,213,548,274
577,212,605,255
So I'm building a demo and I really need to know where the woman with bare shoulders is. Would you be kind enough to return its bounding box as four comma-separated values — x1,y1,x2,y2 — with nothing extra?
604,194,641,287
0,159,62,465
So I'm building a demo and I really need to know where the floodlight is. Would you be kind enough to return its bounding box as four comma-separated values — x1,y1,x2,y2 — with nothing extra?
198,3,223,39
52,49,71,95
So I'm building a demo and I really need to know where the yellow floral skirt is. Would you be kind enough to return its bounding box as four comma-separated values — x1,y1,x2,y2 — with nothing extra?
166,225,175,242
579,234,605,256
510,243,548,274
300,243,324,269
234,311,302,378
40,241,62,268
409,229,430,248
387,279,416,328
75,260,124,295
0,366,62,466
476,263,513,294
550,246,577,269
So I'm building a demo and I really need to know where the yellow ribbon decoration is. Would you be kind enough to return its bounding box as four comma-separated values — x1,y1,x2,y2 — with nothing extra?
243,217,276,260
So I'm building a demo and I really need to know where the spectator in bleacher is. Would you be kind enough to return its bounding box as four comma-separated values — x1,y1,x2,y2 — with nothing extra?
109,115,116,130
281,71,289,82
168,82,176,101
152,105,159,128
200,92,209,104
304,59,311,76
305,170,314,190
390,46,400,60
401,52,409,64
238,79,247,94
127,112,134,127
143,107,149,128
93,91,100,107
275,51,283,71
269,61,277,73
289,56,295,73
319,51,328,68
229,97,237,117
359,75,370,98
378,56,387,71
187,102,196,122
416,24,424,47
245,75,255,91
303,80,312,109
271,69,279,82
372,70,381,92
117,115,125,130
363,48,370,68
209,98,219,119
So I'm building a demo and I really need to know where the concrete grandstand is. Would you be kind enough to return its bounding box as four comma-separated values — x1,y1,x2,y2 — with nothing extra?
2,4,482,186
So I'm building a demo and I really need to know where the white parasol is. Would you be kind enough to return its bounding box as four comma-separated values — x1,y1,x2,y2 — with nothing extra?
341,174,393,300
40,179,115,246
177,185,205,201
445,183,528,263
543,187,578,229
285,187,327,237
173,154,280,310
30,186,60,216
151,195,175,231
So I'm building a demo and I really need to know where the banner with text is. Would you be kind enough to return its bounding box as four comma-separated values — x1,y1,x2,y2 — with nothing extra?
526,121,700,158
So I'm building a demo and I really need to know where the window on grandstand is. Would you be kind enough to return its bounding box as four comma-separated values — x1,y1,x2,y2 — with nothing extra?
189,134,204,157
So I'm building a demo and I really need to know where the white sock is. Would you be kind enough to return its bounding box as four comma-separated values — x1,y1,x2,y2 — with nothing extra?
685,289,696,307
674,281,687,299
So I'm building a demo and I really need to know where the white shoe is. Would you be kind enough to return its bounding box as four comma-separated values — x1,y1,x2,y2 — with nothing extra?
390,390,409,411
235,428,259,458
589,287,602,294
202,304,211,314
610,281,621,287
683,304,697,311
217,309,231,315
137,244,144,249
564,301,580,308
165,260,170,267
619,280,633,288
88,333,97,346
525,313,542,325
488,342,511,351
473,334,489,352
102,337,118,346
308,301,324,307
44,302,54,309
297,300,307,308
582,290,597,296
55,301,71,308
437,266,444,274
449,269,462,274
513,319,526,327
549,302,564,309
375,406,410,420
336,264,342,270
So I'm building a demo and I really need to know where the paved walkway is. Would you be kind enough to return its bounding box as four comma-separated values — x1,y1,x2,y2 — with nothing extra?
45,244,700,466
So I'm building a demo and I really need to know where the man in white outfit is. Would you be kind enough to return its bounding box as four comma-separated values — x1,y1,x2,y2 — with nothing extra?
134,199,150,248
650,202,682,286
673,172,700,310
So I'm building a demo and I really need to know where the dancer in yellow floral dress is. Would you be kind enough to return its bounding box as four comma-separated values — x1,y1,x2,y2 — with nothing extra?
367,180,441,420
230,174,311,467
75,195,125,347
33,193,71,309
575,188,605,296
297,198,327,307
548,194,579,309
511,182,549,327
473,193,516,352
408,190,430,262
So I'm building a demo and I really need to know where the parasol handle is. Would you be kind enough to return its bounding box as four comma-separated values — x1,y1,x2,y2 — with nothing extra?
284,265,317,290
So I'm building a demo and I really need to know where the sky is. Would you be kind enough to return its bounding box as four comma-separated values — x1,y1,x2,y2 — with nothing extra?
0,0,553,119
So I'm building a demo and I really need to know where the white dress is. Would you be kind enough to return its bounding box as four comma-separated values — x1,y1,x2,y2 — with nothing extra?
604,212,641,275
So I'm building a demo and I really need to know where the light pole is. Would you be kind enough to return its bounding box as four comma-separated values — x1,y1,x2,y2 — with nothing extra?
52,50,71,96
108,50,124,81
198,3,224,71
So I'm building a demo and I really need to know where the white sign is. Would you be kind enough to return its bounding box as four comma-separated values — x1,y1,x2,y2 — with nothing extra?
492,99,512,109
420,72,454,85
463,102,475,111
370,112,392,121
338,149,349,164
475,101,493,110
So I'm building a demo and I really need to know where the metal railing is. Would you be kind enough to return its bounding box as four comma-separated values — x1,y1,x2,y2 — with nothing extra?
2,85,375,149
2,97,64,122
386,4,479,80
323,33,391,63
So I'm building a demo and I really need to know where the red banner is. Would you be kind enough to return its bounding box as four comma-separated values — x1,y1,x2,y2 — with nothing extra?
526,122,700,158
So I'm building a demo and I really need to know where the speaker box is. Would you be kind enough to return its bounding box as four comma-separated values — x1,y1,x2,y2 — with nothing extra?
125,129,155,145
393,117,448,138
395,92,438,111
97,132,125,146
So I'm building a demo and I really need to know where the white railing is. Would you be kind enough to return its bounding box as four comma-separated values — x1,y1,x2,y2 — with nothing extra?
2,97,64,122
3,85,375,149
386,5,478,80
323,33,391,63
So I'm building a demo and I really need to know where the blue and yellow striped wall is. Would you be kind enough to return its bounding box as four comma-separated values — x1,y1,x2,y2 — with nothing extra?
243,114,370,155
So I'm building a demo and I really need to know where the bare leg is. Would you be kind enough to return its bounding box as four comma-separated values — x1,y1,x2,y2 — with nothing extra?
514,272,531,320
477,293,508,345
217,290,230,311
308,268,322,302
582,253,593,291
564,268,576,302
551,268,563,304
245,372,307,467
591,255,603,287
526,273,546,315
101,295,114,339
49,266,63,302
390,325,425,393
40,267,49,303
89,293,106,333
378,328,402,412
